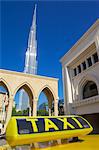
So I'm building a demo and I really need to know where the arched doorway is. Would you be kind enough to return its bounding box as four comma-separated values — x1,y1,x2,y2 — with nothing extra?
38,87,55,116
0,81,9,125
13,84,34,116
83,81,98,99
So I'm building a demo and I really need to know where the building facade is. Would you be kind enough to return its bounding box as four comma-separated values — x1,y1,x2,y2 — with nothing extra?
60,19,99,133
0,69,59,133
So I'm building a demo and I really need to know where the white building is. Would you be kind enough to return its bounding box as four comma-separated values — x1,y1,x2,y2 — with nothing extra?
60,19,99,133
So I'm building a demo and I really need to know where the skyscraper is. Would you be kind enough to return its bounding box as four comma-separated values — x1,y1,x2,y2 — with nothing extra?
18,5,37,110
24,5,37,74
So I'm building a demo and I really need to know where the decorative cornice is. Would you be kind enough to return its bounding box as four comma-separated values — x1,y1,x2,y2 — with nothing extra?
60,19,99,65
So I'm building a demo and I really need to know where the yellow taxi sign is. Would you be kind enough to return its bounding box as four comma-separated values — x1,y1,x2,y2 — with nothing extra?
6,116,93,146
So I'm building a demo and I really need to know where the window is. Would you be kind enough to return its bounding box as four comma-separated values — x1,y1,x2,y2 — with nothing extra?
87,57,92,67
74,68,77,76
82,61,86,70
77,65,81,73
83,81,98,99
93,53,98,63
90,84,97,90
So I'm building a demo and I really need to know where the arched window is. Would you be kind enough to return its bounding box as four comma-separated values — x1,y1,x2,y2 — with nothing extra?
0,81,9,96
13,84,33,116
83,81,98,99
38,87,55,116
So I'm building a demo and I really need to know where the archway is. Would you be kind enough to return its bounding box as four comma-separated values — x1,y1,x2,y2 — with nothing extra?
13,84,34,116
38,87,55,116
78,74,99,100
83,81,98,99
0,81,9,125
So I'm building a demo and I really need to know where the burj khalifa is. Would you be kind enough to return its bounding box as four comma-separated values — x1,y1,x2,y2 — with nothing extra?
18,5,37,110
24,5,37,74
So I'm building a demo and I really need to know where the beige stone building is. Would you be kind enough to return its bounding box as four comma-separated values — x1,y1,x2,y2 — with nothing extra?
0,69,59,133
60,19,99,133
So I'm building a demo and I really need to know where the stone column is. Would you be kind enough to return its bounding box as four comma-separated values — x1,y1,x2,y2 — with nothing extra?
29,106,31,116
5,96,13,130
32,100,37,116
48,100,52,116
48,108,51,116
85,59,89,68
63,66,73,114
54,99,58,116
91,55,95,65
76,66,79,75
62,67,67,115
80,63,83,72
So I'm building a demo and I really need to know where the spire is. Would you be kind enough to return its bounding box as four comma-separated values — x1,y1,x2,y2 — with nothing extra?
24,4,37,75
31,4,37,30
28,4,37,51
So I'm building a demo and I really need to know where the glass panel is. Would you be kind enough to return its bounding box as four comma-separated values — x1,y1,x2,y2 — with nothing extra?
93,53,98,63
87,57,92,67
82,61,86,70
77,65,81,73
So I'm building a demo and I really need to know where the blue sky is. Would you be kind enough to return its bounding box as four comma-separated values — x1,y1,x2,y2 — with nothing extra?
1,1,99,101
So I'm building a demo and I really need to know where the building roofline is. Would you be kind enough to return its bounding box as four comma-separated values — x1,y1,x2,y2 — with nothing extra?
0,69,59,81
60,19,99,64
